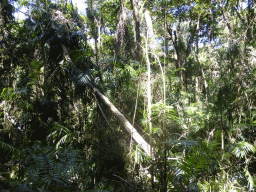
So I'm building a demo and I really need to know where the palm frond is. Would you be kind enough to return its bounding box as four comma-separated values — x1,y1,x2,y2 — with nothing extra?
47,122,77,150
232,141,256,158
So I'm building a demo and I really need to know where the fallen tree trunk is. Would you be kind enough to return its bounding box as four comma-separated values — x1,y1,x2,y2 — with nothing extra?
85,82,151,156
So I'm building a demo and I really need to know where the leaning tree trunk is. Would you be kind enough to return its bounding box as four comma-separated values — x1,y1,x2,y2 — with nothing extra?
61,43,151,156
85,82,151,156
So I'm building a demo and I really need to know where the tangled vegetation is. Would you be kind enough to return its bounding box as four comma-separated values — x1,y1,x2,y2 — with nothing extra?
0,0,256,191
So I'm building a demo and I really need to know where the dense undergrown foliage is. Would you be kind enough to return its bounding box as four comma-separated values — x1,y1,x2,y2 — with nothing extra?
0,0,256,191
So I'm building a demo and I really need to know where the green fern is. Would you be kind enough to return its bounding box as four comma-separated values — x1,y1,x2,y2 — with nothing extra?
0,140,20,157
20,144,84,191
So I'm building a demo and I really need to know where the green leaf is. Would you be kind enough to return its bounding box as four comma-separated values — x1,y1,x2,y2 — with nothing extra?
18,0,29,6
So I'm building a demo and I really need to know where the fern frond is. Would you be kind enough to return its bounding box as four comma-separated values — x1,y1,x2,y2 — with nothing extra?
0,141,20,156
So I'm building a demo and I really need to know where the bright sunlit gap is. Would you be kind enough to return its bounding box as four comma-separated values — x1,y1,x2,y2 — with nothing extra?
13,0,87,21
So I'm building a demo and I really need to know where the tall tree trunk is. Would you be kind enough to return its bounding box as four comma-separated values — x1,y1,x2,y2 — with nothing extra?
87,0,101,81
130,0,142,61
120,0,136,59
167,16,200,91
145,25,154,188
163,6,167,191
